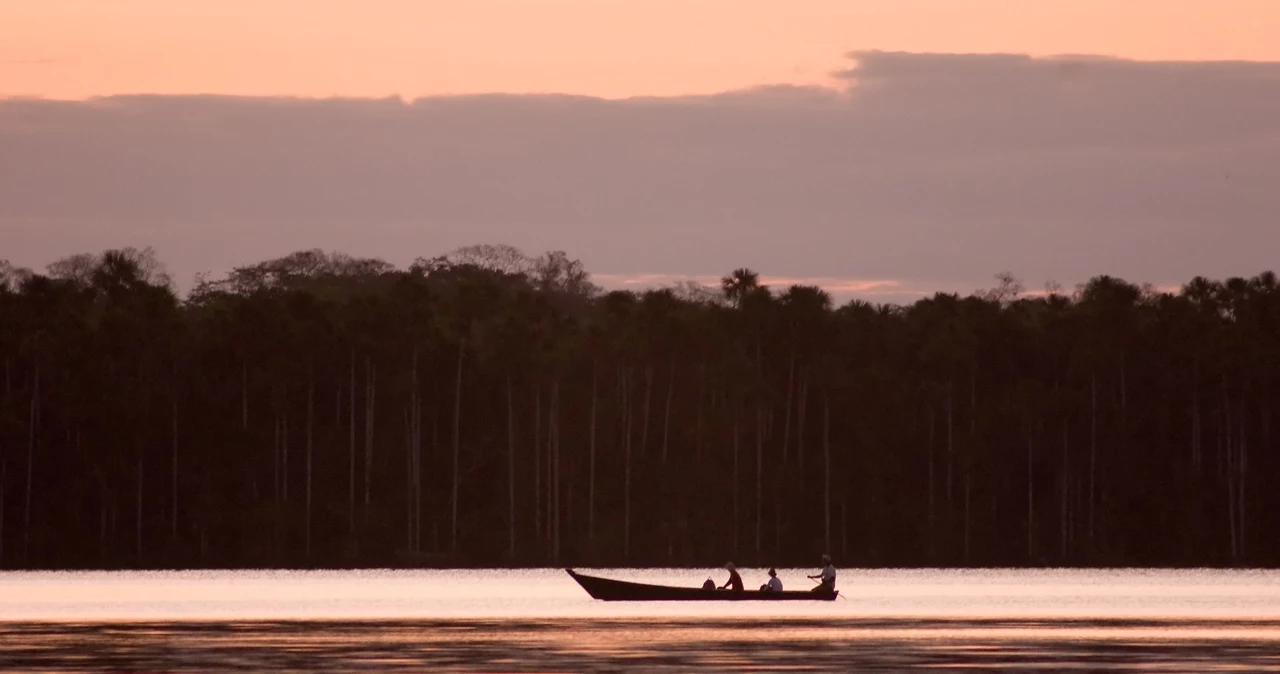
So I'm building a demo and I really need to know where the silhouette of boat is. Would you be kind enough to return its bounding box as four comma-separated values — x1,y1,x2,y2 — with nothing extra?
565,568,839,601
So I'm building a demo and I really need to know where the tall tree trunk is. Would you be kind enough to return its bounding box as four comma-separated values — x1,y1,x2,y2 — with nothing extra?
623,368,633,561
171,399,179,544
823,388,831,555
1088,369,1098,545
98,444,108,563
1026,416,1035,563
797,381,807,471
507,376,517,558
773,477,783,557
965,373,976,562
334,382,341,429
777,350,795,556
431,405,440,552
545,384,553,553
840,500,848,559
969,370,977,435
534,383,542,545
451,340,464,554
963,472,972,564
641,365,653,458
1226,381,1245,562
411,349,421,553
273,406,282,505
1226,411,1238,561
404,406,413,552
1191,365,1202,469
588,362,597,544
348,350,356,539
946,378,954,506
782,349,795,463
1120,351,1127,415
694,364,706,460
1218,374,1231,559
927,403,935,545
24,363,37,562
1060,422,1069,561
364,358,375,510
551,377,561,562
755,401,764,556
732,414,740,555
241,360,248,431
135,457,144,560
305,360,314,559
661,358,674,466
1238,412,1247,561
282,404,289,503
1,459,7,565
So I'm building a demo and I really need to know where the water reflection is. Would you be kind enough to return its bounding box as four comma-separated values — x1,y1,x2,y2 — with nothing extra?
4,569,1280,670
4,618,1280,672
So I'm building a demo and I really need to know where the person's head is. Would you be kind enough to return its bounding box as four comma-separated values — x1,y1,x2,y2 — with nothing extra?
767,568,777,577
725,562,736,571
821,553,831,564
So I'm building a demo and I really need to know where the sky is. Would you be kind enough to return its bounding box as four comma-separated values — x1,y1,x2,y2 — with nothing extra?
5,0,1280,99
2,1,1278,302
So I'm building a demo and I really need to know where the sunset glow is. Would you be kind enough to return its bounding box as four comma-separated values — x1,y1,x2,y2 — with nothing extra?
4,0,1279,100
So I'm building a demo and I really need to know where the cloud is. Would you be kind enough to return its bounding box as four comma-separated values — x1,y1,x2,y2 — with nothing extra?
1,52,1277,299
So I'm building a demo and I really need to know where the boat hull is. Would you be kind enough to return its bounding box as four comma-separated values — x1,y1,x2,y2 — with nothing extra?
565,568,839,601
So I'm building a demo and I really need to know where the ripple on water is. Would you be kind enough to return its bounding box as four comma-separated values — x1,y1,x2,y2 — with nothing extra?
2,568,1280,670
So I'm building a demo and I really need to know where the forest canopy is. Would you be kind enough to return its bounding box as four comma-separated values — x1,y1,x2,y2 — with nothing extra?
0,245,1276,569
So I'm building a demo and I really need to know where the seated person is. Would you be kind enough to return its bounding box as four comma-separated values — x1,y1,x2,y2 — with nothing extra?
807,554,837,592
720,562,744,592
760,567,783,592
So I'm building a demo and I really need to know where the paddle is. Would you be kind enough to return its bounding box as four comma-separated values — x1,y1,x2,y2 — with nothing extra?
810,576,847,600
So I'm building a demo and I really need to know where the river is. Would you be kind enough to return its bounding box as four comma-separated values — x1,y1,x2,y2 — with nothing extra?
3,567,1279,670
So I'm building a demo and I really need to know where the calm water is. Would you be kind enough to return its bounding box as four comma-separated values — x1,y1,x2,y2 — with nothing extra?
3,568,1280,671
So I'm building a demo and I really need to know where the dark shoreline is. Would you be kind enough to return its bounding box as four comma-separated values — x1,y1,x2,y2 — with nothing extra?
4,250,1280,571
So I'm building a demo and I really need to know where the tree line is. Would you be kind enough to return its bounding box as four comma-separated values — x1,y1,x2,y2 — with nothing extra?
0,246,1277,569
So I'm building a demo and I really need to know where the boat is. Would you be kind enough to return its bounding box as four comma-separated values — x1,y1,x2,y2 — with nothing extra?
565,568,839,601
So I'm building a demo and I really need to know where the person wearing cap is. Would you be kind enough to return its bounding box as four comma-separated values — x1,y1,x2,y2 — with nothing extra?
807,554,836,592
720,562,744,592
760,568,783,592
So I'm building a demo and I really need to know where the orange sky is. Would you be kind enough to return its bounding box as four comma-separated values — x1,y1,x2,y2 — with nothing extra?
3,0,1279,99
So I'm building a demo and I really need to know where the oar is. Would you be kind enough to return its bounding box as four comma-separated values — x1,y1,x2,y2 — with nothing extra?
810,576,847,600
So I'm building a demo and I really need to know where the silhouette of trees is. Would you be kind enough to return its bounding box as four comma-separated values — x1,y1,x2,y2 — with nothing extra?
0,247,1277,569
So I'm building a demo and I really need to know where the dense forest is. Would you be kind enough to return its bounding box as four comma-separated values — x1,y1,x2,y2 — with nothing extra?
0,245,1277,570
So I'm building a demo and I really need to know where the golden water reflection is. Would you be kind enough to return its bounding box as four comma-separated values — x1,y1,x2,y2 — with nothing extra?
3,618,1280,672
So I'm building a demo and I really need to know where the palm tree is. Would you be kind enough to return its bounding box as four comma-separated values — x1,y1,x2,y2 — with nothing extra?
720,268,760,309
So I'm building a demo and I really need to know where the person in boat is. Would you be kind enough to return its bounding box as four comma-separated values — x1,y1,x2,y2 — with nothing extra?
720,562,744,592
807,554,836,593
760,568,783,592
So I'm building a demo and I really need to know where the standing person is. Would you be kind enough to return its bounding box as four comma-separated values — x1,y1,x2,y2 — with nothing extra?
807,554,836,592
720,562,744,592
760,568,783,592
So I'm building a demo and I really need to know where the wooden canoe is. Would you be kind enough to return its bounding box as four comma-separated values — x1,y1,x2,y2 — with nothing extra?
565,568,839,601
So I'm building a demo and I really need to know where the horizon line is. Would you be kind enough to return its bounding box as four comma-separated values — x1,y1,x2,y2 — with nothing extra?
7,49,1280,104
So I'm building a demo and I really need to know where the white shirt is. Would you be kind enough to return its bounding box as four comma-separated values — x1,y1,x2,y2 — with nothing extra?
767,576,783,592
821,564,837,585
